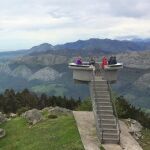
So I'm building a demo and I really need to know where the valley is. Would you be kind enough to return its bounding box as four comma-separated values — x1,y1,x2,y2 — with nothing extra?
0,39,149,109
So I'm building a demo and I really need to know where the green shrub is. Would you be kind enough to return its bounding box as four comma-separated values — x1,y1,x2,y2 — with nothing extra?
48,114,58,119
17,107,29,115
100,145,105,150
115,96,150,128
76,98,92,111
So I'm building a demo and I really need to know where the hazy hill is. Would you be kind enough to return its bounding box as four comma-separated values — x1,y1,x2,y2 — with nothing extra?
28,38,150,56
1,38,150,58
55,38,146,52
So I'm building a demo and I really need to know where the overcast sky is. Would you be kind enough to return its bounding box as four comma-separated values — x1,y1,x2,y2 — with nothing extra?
0,0,150,50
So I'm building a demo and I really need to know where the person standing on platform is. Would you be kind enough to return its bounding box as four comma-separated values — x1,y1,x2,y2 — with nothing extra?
101,56,108,69
75,56,82,65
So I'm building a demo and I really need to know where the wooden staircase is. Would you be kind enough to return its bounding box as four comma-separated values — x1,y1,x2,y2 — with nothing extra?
89,77,120,144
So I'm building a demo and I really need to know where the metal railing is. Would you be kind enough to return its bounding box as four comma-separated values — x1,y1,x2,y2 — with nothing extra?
91,67,104,143
107,81,121,143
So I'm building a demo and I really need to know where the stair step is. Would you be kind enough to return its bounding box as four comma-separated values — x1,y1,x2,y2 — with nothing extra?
91,82,107,85
93,93,110,100
97,105,112,108
99,118,116,124
94,98,110,102
99,124,117,129
96,102,111,106
91,81,107,84
98,114,114,119
94,95,110,98
94,91,109,93
100,128,118,134
91,86,108,89
101,133,119,139
94,93,110,97
95,90,108,93
97,110,113,115
97,104,112,108
102,137,119,144
97,107,113,111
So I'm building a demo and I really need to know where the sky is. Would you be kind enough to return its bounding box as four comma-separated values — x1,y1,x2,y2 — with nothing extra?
0,0,150,50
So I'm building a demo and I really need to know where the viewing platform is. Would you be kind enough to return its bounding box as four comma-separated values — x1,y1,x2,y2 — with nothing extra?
69,62,123,83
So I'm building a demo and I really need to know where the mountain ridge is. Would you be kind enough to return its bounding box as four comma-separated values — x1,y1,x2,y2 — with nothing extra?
1,38,150,58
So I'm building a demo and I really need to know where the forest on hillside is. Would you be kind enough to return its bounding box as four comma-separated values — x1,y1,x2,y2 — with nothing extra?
0,89,81,114
0,88,149,128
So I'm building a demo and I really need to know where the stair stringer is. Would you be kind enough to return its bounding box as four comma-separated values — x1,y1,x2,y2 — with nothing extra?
89,79,120,144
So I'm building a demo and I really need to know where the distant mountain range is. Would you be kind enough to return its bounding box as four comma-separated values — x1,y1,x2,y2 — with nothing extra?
1,38,150,58
0,38,149,109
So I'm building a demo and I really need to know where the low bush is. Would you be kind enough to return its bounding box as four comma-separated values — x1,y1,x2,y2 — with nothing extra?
76,98,92,111
17,107,29,115
115,96,150,128
48,114,58,119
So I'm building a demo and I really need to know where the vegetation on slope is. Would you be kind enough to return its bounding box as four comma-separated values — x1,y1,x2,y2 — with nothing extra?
138,129,150,150
31,84,67,96
113,96,150,150
76,98,92,111
0,89,81,114
0,114,84,150
115,96,150,128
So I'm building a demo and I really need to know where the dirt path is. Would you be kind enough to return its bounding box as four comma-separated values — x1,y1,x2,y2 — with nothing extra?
73,111,100,150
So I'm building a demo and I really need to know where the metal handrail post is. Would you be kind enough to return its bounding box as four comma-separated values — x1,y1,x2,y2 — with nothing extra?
92,66,104,143
107,81,121,143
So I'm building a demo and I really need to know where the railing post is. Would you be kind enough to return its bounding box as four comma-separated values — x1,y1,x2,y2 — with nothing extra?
92,68,104,143
107,81,121,143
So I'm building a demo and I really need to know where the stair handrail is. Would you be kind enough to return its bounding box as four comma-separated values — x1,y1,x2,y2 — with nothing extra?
107,81,121,143
92,66,104,143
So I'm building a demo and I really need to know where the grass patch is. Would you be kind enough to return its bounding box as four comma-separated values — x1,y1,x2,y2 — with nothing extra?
0,115,84,150
100,145,105,150
138,129,150,150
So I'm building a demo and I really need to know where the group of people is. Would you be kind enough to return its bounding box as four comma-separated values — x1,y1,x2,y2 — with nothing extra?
75,55,117,69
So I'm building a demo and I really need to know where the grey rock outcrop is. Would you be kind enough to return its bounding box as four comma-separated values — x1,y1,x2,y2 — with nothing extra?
126,119,143,140
9,113,17,118
0,128,6,138
116,51,150,69
29,67,61,81
48,106,72,116
12,54,67,66
12,65,32,79
0,64,11,74
23,109,43,125
0,112,7,124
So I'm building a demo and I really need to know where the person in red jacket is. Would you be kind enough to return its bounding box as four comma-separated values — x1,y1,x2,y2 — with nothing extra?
101,56,108,69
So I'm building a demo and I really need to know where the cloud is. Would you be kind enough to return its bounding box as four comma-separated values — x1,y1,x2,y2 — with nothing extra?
107,0,150,18
0,0,150,50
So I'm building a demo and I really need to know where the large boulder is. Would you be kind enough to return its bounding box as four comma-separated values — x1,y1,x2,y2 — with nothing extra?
0,112,7,124
23,109,43,125
48,106,72,116
9,113,17,118
0,128,6,138
126,119,143,139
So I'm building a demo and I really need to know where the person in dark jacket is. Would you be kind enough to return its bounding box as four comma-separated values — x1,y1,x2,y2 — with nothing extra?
108,56,117,65
89,57,95,66
108,56,113,65
112,56,117,64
